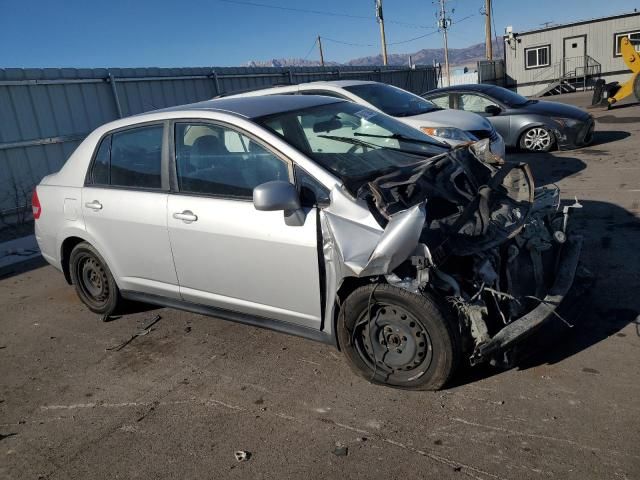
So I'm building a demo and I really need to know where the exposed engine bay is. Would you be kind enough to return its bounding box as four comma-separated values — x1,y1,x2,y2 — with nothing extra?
321,139,583,365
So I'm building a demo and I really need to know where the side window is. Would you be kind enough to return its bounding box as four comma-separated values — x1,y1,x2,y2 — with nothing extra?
91,136,111,185
88,125,163,189
175,123,290,199
295,167,330,206
110,126,163,189
429,94,450,109
459,94,497,114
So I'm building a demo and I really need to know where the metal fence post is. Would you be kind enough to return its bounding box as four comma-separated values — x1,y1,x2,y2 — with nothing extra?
211,69,221,96
108,73,123,118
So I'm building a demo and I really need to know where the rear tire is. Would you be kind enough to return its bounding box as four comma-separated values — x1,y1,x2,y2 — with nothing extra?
337,284,460,390
519,126,554,152
69,242,121,316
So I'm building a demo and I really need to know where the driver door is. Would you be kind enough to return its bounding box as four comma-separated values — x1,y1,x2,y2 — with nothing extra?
166,121,323,329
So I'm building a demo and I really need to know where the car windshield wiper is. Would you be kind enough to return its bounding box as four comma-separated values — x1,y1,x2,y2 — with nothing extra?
316,134,437,156
354,131,447,148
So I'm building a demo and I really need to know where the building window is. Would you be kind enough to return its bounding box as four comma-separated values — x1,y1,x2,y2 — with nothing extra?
525,45,550,69
614,31,640,56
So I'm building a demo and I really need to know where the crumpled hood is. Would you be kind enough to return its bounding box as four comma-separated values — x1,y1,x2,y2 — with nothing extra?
399,109,493,131
354,140,535,258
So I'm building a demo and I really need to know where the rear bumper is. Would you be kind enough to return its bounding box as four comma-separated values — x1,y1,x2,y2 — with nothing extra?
469,235,583,365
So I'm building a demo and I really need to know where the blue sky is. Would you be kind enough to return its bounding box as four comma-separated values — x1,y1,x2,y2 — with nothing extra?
0,0,635,67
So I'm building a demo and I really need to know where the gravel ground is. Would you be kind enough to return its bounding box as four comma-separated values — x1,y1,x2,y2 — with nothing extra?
1,92,639,480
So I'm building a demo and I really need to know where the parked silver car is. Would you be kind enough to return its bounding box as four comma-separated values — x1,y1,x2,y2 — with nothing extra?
422,84,594,152
226,80,506,157
34,95,582,390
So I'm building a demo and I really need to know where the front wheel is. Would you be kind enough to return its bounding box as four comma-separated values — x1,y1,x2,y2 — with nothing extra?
69,242,122,316
337,284,460,390
519,127,555,152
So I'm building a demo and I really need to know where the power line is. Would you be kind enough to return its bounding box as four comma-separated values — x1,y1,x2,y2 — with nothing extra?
302,38,318,61
322,37,375,47
216,0,435,29
388,30,439,46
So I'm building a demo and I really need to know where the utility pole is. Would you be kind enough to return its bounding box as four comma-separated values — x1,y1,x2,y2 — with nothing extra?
317,35,325,67
438,0,451,86
375,0,388,66
485,0,493,60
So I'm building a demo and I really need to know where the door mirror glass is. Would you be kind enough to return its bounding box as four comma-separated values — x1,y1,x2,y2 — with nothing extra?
484,104,502,116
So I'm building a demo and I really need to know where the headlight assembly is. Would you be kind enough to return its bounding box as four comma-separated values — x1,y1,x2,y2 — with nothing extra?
420,127,477,142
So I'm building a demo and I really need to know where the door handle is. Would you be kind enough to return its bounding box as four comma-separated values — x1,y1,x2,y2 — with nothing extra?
85,200,102,210
173,210,198,222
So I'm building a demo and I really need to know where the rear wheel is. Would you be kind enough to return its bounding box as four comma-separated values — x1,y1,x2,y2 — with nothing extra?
337,284,459,390
519,127,554,152
69,242,121,316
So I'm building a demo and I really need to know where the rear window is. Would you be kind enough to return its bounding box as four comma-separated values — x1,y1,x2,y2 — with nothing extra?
88,125,164,189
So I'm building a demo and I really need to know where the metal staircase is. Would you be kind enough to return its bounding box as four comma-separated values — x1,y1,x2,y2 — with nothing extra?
533,56,601,97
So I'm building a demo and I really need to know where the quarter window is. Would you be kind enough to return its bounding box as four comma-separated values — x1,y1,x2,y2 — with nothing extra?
614,31,640,56
88,125,163,189
525,45,550,69
175,123,289,198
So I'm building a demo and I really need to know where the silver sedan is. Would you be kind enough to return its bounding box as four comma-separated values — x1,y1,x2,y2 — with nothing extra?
34,95,582,390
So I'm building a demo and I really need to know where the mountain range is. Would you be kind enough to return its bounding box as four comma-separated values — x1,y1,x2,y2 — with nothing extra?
247,41,504,69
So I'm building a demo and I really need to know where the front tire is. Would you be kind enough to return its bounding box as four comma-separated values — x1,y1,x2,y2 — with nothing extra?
337,284,459,390
519,126,554,152
69,242,121,316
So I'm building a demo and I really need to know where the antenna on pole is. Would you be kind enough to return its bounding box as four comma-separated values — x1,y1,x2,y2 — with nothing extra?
375,0,389,66
438,0,451,86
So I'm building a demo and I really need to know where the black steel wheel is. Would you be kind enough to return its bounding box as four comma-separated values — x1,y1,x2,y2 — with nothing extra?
338,284,460,390
69,242,121,315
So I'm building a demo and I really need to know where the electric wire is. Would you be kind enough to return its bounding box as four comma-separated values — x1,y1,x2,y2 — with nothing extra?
216,0,435,29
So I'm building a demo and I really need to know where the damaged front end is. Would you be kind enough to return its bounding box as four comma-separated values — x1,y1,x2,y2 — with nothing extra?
322,139,584,367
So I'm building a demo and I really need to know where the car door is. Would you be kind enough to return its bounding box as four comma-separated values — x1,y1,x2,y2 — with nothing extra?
453,92,510,140
82,123,180,299
167,121,323,329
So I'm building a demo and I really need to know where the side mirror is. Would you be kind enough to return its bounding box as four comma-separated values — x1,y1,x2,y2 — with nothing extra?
484,105,502,116
253,181,305,226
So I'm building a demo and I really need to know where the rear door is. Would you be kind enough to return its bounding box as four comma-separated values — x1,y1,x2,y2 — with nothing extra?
166,121,323,328
82,123,179,299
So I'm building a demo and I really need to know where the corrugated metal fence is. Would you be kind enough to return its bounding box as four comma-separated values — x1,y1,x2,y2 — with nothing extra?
0,65,439,226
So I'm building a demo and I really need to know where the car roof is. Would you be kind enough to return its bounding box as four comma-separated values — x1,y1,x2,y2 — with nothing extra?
299,80,377,88
153,94,343,119
424,84,497,95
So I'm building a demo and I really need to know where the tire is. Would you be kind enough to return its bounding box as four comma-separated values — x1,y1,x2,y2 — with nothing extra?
69,242,121,316
337,284,460,390
519,126,555,152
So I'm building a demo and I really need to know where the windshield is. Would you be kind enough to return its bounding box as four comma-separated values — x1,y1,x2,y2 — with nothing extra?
255,101,448,183
344,83,440,117
487,86,530,107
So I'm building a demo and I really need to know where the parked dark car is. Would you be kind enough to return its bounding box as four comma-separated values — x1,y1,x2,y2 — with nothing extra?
422,84,594,152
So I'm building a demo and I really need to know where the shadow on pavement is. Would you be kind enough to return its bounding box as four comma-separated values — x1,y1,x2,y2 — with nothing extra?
511,152,587,186
450,199,640,387
588,129,631,145
0,256,48,281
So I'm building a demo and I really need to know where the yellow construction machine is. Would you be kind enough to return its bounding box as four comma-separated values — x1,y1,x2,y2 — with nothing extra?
608,37,640,106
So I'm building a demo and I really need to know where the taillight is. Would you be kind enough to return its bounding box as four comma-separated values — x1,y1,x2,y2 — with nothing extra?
32,189,41,220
